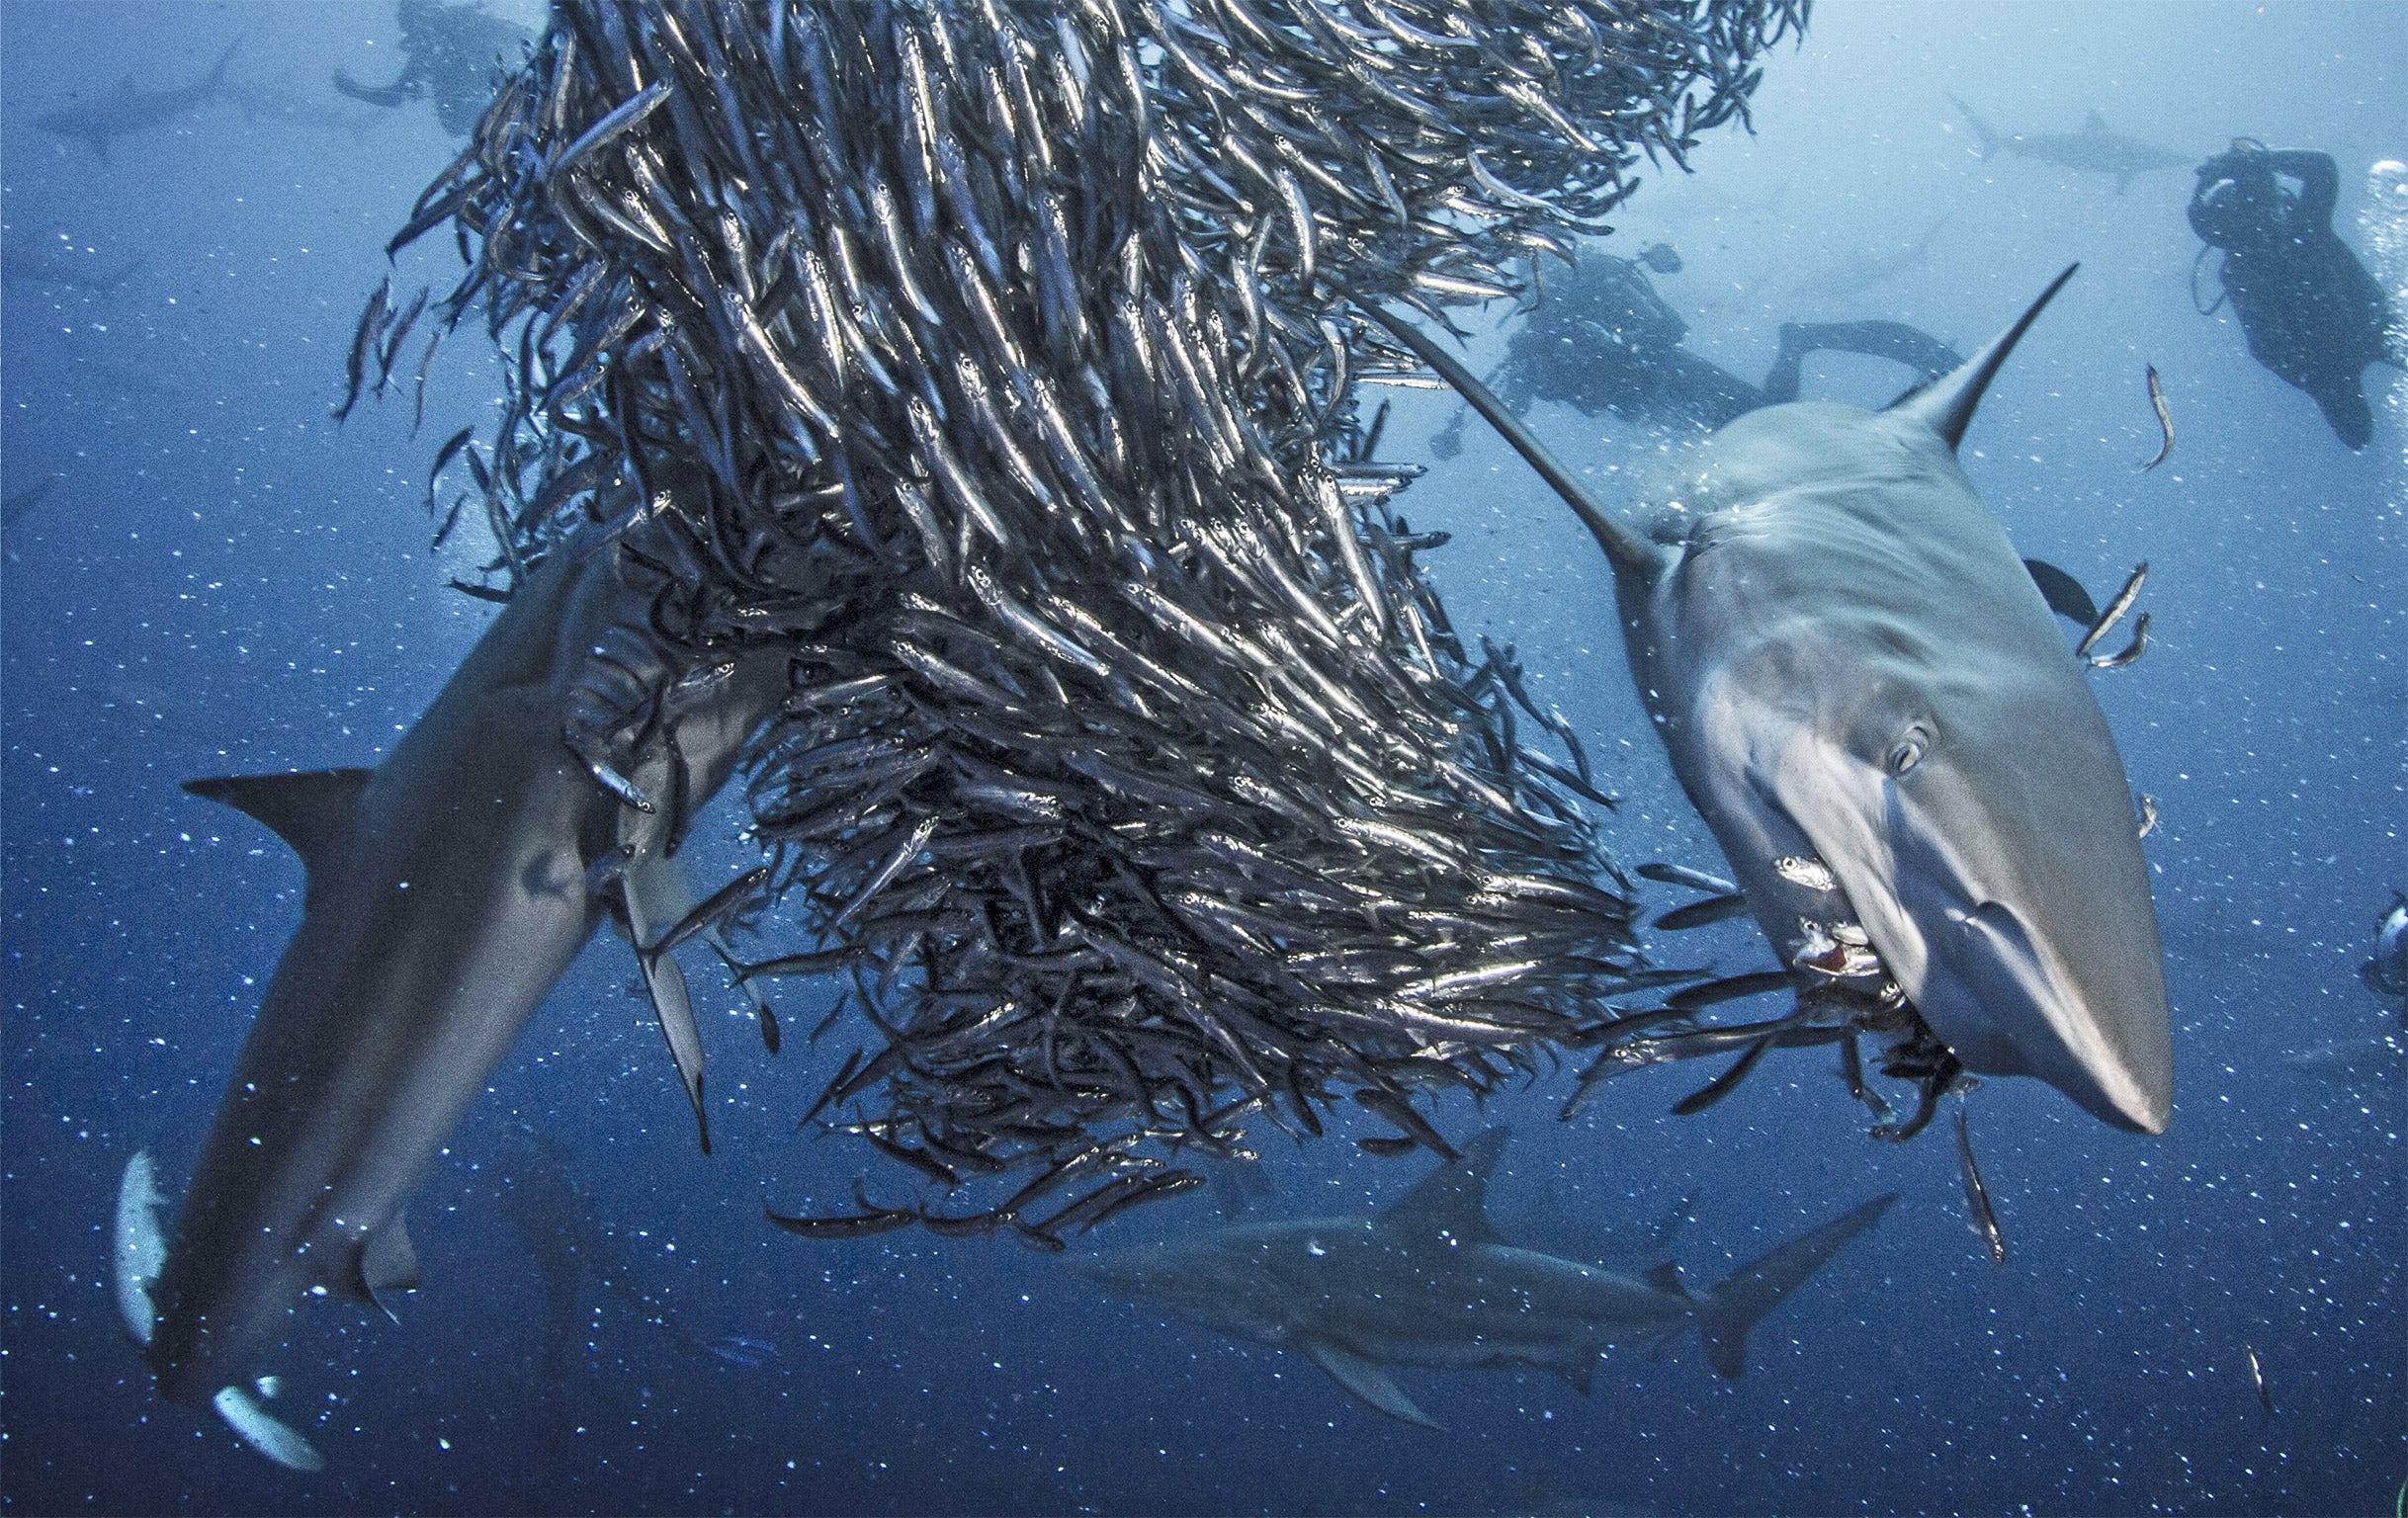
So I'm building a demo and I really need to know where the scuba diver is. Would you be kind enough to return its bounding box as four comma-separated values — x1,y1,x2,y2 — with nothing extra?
1429,248,1963,456
333,0,531,138
2188,140,2404,449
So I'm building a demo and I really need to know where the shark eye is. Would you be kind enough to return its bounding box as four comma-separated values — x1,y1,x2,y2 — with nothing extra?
1886,728,1930,777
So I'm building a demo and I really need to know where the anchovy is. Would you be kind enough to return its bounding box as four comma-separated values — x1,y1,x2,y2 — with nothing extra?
2076,562,2148,661
1952,1109,2007,1265
1637,862,1739,895
2242,1342,2275,1414
2087,612,2148,671
1653,893,1752,931
1352,1088,1458,1160
645,866,770,960
2139,365,2173,470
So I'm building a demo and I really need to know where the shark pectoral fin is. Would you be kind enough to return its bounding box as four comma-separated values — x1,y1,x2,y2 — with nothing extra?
2022,558,2101,626
212,1385,325,1472
1300,1338,1441,1429
1553,1354,1597,1396
618,848,713,1152
184,769,373,881
641,950,711,1154
358,1218,419,1322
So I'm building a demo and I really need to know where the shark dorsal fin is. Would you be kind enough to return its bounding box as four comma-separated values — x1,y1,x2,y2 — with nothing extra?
184,769,372,879
2084,109,2107,132
1381,1127,1508,1244
1888,264,2078,451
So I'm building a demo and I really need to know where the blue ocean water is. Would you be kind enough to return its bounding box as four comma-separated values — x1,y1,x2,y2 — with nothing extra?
2,2,2399,1513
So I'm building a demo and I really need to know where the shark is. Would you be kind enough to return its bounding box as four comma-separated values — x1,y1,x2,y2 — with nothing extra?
1354,266,2174,1135
1788,215,1951,301
112,497,796,1470
34,41,241,166
0,242,143,295
1948,97,2190,195
1072,1130,1896,1428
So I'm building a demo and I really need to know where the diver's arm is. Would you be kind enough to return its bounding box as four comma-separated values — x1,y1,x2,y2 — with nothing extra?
2268,150,2338,226
333,65,419,108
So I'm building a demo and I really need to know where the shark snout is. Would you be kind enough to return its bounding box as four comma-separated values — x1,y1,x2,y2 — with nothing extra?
1933,897,2171,1134
1884,754,2174,1135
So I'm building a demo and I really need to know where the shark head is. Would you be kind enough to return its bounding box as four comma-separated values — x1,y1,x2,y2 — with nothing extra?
1696,267,2172,1133
1728,609,2173,1133
1352,266,2171,1136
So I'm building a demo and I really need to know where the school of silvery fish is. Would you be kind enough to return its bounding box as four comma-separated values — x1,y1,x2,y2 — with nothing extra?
358,0,1812,1239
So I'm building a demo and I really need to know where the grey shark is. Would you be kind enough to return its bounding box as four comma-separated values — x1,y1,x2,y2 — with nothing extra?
35,41,240,165
1074,1130,1896,1427
1358,267,2173,1134
114,501,792,1468
1788,215,1950,300
1949,97,2189,195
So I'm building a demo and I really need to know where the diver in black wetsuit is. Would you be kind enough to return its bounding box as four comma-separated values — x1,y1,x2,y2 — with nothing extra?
334,0,531,137
1429,249,1963,457
2189,141,2403,449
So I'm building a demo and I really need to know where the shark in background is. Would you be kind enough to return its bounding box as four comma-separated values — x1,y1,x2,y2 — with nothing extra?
1074,1130,1896,1429
111,496,799,1471
1948,96,2190,195
33,40,241,165
1787,215,1951,301
1356,267,2174,1138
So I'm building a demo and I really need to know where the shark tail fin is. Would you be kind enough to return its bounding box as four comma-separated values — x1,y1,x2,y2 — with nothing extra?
1692,1194,1897,1380
1949,93,2003,159
1889,265,2077,451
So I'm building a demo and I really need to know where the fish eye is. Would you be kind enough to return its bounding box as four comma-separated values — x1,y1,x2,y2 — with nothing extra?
1886,728,1930,777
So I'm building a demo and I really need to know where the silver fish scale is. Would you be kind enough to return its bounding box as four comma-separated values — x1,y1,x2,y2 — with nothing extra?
386,0,1799,1231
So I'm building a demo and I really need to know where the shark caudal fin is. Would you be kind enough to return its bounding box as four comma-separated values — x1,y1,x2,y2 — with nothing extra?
1948,94,2004,159
1691,1194,1897,1379
113,1151,167,1346
1888,264,2077,451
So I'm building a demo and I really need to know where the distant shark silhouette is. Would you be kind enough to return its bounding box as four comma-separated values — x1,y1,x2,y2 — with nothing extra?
1789,215,1950,300
1357,267,2174,1135
114,499,793,1470
1949,96,2189,195
1074,1130,1896,1427
2,478,58,532
35,41,240,165
1,242,142,295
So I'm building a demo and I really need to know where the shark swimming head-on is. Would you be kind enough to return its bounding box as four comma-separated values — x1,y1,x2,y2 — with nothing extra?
113,495,797,1468
1357,266,2173,1136
1074,1130,1896,1427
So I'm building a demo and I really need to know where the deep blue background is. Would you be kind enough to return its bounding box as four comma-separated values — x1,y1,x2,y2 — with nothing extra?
3,2,2400,1513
